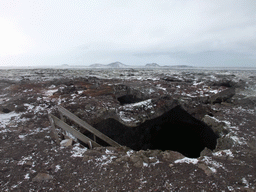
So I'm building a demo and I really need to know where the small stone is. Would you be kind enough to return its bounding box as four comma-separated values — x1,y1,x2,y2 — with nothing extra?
130,155,141,163
60,139,73,147
197,163,214,176
23,161,33,167
162,151,185,162
82,155,94,161
130,155,143,167
148,157,158,163
17,127,24,134
200,147,213,157
133,160,143,168
32,173,53,182
141,154,149,164
115,156,129,163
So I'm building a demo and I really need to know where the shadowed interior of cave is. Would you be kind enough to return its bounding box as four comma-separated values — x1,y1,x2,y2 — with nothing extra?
88,105,218,158
117,94,144,105
2,108,11,113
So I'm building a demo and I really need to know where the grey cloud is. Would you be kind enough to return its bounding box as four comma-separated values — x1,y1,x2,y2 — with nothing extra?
0,0,255,67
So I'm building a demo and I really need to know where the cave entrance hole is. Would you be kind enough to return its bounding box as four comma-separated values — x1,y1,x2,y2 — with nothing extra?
2,108,11,113
117,94,144,105
91,105,218,158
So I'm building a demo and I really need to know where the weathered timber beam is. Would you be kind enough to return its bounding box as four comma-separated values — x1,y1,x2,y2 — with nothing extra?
57,106,121,147
49,114,101,148
48,114,60,146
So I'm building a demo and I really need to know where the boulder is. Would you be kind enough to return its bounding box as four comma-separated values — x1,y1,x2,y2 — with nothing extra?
202,115,228,136
162,151,185,162
208,88,235,104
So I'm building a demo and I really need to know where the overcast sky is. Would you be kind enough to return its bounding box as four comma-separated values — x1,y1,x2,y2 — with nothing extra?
0,0,255,67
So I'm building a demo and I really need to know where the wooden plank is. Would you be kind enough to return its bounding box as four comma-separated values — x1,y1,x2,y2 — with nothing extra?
49,114,101,148
48,114,60,146
60,112,65,122
58,106,121,147
59,111,69,137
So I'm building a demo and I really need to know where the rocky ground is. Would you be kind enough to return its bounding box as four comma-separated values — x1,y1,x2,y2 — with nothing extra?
0,68,256,191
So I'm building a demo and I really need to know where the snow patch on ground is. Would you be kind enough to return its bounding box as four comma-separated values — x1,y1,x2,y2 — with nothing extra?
230,135,247,145
242,177,250,188
125,99,152,108
93,154,117,167
0,112,20,130
174,157,199,165
17,156,33,166
55,165,61,172
213,149,234,158
118,99,154,123
119,111,137,123
24,173,30,180
70,144,87,157
201,156,227,172
44,89,58,96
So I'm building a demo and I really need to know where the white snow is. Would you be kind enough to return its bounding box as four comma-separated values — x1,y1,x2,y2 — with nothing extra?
128,99,152,108
174,157,199,165
0,112,20,130
44,89,58,96
55,165,61,172
93,154,117,167
18,135,26,140
70,144,87,157
24,103,34,111
24,173,30,180
242,177,249,188
156,84,167,91
126,150,134,157
209,90,219,94
105,149,113,154
17,156,33,166
119,111,136,123
213,149,234,158
193,81,204,86
201,156,227,172
230,135,247,145
208,166,217,173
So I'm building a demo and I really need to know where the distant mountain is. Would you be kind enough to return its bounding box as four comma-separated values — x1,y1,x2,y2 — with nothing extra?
107,62,128,68
61,64,69,67
145,63,160,68
89,62,128,68
89,63,106,68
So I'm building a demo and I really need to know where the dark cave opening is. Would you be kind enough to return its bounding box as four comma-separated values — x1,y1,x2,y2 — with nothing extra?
91,105,218,158
117,94,144,105
2,108,11,113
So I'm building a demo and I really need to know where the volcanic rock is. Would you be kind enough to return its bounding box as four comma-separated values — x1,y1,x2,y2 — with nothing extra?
32,173,53,182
